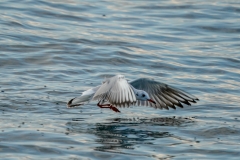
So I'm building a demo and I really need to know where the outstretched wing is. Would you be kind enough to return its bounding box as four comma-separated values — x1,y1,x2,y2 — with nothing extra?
130,78,199,110
93,75,136,107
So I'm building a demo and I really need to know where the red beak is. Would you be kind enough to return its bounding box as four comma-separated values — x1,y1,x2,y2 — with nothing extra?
148,99,156,104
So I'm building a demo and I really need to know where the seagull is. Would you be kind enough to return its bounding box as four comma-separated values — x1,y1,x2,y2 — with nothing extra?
67,75,199,112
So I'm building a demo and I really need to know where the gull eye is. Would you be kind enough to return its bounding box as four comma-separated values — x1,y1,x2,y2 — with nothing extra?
142,94,145,97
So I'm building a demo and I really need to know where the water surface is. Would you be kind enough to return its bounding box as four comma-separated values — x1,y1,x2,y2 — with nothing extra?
0,0,240,159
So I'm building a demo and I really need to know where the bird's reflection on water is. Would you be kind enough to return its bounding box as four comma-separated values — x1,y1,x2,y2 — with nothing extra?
66,117,195,153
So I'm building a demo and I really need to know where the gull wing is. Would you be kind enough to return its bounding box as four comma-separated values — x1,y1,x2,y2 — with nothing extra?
93,75,136,107
130,78,199,110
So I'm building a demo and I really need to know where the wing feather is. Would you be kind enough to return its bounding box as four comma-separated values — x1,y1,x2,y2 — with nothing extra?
93,75,136,106
130,78,199,110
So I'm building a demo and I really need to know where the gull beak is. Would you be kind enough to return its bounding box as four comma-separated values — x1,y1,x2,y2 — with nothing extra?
148,99,156,104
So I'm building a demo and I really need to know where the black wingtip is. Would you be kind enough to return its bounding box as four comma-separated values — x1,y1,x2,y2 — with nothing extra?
192,100,197,103
177,102,184,108
67,98,75,107
67,97,84,108
192,98,199,103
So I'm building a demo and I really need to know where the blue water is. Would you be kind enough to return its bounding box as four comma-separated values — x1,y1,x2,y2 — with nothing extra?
0,0,240,159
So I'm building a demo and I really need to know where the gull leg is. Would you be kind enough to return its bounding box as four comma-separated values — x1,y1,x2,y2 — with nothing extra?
97,102,120,113
109,105,120,113
97,102,111,108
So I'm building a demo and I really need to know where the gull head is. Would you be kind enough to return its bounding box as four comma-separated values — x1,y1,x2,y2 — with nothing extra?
135,90,156,104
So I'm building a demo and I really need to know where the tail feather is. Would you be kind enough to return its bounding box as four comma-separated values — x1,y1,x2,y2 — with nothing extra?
67,95,92,108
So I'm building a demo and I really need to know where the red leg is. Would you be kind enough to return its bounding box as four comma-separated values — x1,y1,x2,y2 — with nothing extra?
97,102,111,108
109,105,120,113
97,102,120,113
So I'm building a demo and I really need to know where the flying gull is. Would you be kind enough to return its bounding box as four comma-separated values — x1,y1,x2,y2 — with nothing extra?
67,75,199,112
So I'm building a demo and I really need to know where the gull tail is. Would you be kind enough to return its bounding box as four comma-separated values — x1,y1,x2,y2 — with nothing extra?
67,95,92,108
67,85,101,108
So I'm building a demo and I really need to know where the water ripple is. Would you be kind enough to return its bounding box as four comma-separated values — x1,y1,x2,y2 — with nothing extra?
0,0,240,159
